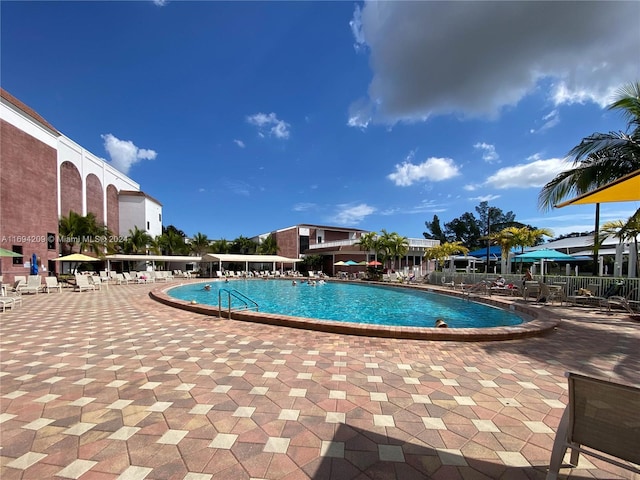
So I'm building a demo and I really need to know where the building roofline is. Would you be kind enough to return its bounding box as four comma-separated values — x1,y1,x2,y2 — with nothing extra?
119,189,163,206
0,88,59,134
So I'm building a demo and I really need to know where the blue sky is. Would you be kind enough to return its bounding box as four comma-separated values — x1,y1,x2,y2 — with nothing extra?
2,1,639,241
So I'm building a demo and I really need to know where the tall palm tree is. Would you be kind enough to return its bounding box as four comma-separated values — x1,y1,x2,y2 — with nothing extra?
600,208,640,277
378,229,409,271
125,226,153,255
211,239,230,254
539,81,640,274
190,232,211,256
256,234,279,255
424,242,469,272
356,231,380,262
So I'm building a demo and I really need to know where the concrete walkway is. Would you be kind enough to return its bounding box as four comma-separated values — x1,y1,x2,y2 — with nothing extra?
1,281,638,479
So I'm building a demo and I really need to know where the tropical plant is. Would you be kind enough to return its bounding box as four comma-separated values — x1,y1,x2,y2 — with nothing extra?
210,239,230,254
423,241,469,271
123,226,150,254
490,226,553,274
377,229,409,271
190,232,211,256
599,209,640,277
256,234,279,255
58,210,111,256
356,231,380,262
159,229,188,255
539,81,640,273
231,236,257,255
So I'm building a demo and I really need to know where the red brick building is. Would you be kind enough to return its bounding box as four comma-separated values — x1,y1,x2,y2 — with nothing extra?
0,89,159,283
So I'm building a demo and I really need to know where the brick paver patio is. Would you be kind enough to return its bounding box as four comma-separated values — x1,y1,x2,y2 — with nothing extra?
1,280,638,479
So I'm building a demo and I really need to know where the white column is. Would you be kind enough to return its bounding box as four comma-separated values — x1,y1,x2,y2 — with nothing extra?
628,243,637,278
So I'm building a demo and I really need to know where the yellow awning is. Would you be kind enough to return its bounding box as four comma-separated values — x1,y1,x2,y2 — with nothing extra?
555,169,640,207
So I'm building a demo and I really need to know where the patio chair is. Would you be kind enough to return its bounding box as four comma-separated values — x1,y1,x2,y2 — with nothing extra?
19,275,43,294
546,372,640,480
606,288,639,314
89,275,103,290
115,273,128,285
44,276,63,293
74,274,96,292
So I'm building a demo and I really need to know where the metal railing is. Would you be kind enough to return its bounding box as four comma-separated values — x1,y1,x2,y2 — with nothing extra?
308,237,440,250
426,272,639,302
218,288,259,319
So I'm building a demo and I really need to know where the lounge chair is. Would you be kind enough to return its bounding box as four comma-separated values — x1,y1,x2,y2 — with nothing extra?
44,276,63,293
115,273,128,285
123,272,135,283
523,281,540,301
74,274,96,292
19,275,43,294
546,372,640,480
0,294,21,312
89,275,103,290
606,288,639,313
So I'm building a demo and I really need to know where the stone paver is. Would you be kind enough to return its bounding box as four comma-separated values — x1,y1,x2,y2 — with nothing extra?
1,280,638,479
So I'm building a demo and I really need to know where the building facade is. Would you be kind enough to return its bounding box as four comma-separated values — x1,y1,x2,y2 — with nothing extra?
0,88,161,283
254,224,439,276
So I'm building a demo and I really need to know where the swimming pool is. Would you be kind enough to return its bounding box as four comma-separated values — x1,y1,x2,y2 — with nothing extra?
168,280,524,329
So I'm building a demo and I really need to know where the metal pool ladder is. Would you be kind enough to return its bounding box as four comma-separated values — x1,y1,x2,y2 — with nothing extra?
218,288,259,318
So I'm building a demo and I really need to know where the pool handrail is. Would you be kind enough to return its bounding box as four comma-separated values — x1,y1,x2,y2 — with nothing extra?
218,288,259,318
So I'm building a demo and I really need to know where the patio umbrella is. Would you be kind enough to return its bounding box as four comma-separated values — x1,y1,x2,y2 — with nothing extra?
333,261,346,266
53,253,101,274
30,253,38,275
367,260,382,266
357,261,368,266
0,248,22,257
515,249,576,261
53,253,101,262
555,168,640,206
344,260,358,266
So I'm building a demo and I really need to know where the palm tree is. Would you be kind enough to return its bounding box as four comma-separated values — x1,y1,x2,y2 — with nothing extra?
488,227,520,275
510,227,554,274
600,208,640,277
190,232,211,256
356,231,380,262
125,226,153,254
378,229,409,271
424,242,469,272
256,234,279,255
159,229,187,255
211,239,230,254
539,81,640,274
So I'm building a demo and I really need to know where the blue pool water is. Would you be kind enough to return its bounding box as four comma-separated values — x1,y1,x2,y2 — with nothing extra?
169,280,524,329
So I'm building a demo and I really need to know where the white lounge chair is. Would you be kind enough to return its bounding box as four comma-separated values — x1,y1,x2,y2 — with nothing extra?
44,276,63,293
74,274,96,292
19,275,43,294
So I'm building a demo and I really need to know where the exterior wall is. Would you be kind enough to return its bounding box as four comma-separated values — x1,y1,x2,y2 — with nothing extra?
85,173,104,224
1,89,162,282
0,119,59,282
59,161,83,217
106,184,119,235
144,197,162,238
118,195,145,237
274,227,299,259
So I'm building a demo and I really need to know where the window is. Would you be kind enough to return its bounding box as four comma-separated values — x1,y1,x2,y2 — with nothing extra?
159,213,161,222
299,235,309,253
12,245,22,265
317,236,322,244
47,232,56,250
147,221,150,230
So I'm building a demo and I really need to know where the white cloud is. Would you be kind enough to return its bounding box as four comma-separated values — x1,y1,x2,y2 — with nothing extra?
153,0,168,6
234,139,245,148
101,133,157,175
473,142,499,163
349,2,639,126
470,194,501,203
224,180,251,196
293,202,316,212
331,203,376,225
388,156,460,187
531,109,560,133
484,157,571,189
247,112,291,139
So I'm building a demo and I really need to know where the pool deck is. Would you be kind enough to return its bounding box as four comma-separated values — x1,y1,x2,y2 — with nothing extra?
1,279,638,479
